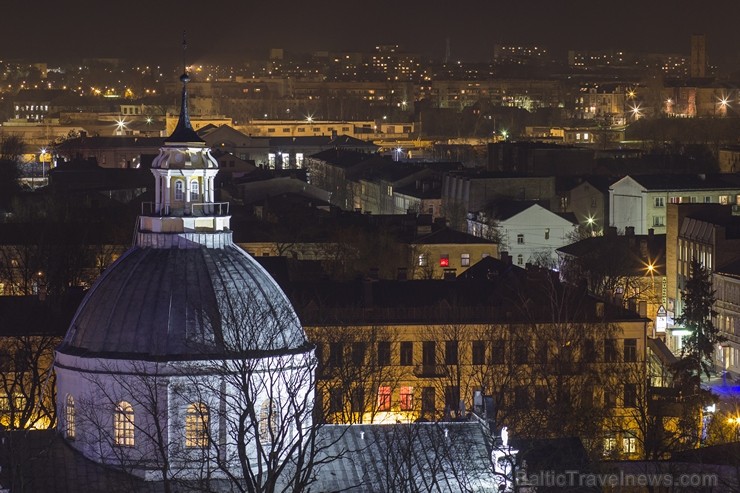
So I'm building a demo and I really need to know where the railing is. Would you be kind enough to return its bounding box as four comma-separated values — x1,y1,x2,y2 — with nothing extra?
140,202,230,217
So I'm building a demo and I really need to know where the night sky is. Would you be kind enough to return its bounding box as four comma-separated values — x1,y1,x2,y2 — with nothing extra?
4,0,740,65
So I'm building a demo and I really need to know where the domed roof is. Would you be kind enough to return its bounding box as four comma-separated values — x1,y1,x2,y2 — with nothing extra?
57,241,308,360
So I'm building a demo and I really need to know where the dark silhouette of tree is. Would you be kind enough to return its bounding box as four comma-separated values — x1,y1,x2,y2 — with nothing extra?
677,258,724,379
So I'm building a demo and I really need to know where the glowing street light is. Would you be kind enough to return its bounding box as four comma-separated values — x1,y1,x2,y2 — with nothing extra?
629,104,643,120
115,117,128,135
305,114,314,124
394,147,403,162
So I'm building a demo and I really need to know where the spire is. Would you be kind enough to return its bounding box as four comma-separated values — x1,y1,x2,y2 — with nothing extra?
167,31,204,144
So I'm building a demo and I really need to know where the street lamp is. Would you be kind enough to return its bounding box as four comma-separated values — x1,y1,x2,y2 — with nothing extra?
115,117,128,135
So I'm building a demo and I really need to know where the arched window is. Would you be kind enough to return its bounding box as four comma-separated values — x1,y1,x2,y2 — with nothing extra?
174,180,184,201
185,402,209,448
65,394,75,439
259,399,280,443
190,180,199,201
114,401,135,446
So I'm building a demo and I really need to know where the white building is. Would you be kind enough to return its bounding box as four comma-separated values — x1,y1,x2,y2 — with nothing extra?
468,202,578,267
609,174,740,235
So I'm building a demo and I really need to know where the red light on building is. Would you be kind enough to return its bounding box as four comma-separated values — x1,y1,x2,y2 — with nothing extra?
439,256,449,267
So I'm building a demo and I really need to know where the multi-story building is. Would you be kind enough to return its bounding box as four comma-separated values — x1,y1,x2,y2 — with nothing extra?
714,261,740,376
410,228,497,279
609,174,740,236
664,204,740,354
293,272,655,459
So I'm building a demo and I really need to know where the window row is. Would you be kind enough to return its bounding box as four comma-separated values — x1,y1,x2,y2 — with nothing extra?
320,338,639,367
418,253,478,267
64,395,280,447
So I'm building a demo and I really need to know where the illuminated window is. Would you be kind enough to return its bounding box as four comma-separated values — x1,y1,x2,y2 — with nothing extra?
114,401,135,446
190,180,199,201
65,394,75,439
259,399,279,443
460,253,470,266
185,402,209,448
439,254,449,267
377,386,391,411
622,434,637,454
268,153,276,168
400,386,413,411
295,153,304,168
418,254,428,267
174,180,184,201
604,437,617,456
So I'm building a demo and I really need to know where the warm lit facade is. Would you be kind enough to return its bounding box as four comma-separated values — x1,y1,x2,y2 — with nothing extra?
302,282,651,459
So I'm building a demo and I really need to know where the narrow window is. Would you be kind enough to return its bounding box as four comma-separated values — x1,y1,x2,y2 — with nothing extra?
377,386,391,411
472,340,485,365
190,180,199,201
185,402,209,448
400,386,413,411
114,401,135,446
400,341,413,366
65,394,76,439
377,341,391,366
174,180,184,201
461,253,470,266
445,340,459,365
259,399,279,443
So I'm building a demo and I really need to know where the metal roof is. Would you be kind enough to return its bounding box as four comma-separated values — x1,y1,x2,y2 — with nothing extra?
57,244,308,359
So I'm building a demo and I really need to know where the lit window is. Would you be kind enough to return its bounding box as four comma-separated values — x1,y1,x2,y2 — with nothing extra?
185,402,209,448
296,153,304,168
418,254,428,266
583,132,589,140
604,437,617,456
517,234,524,244
544,228,550,240
439,254,449,267
622,434,637,454
114,401,135,446
259,399,280,443
400,386,413,411
377,386,391,411
174,180,184,201
65,394,75,439
461,253,470,266
268,153,276,168
190,180,199,201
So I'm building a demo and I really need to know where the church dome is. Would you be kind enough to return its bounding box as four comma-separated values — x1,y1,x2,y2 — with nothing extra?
57,238,308,359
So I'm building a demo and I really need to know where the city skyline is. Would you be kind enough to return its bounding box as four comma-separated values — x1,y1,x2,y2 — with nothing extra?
4,0,740,65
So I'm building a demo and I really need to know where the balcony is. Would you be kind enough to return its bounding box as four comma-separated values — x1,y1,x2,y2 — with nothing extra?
413,364,448,378
141,201,230,217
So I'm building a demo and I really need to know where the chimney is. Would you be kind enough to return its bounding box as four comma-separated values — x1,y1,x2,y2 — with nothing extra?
648,228,654,237
606,226,617,238
625,226,635,236
397,267,408,281
500,251,512,265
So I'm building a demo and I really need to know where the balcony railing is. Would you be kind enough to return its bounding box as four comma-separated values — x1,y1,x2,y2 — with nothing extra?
141,202,230,217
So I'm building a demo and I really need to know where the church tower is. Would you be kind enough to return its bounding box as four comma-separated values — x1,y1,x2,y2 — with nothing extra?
54,43,314,483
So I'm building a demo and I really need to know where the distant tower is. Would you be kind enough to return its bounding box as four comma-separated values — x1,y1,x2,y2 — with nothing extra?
690,34,706,78
444,37,451,64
